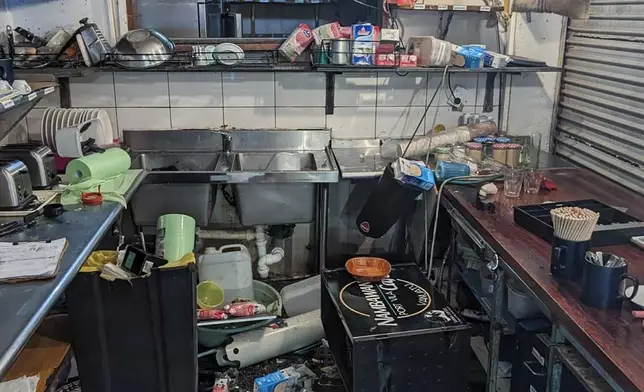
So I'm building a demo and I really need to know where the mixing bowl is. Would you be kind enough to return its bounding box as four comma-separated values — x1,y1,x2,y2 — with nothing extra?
112,29,174,68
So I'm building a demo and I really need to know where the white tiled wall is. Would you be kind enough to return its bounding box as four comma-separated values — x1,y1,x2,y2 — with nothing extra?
24,70,499,141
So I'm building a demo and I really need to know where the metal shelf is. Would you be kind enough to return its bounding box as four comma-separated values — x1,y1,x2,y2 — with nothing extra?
0,86,56,116
555,346,613,392
225,0,331,3
0,85,57,151
316,65,563,73
456,263,516,334
392,3,504,12
15,67,95,78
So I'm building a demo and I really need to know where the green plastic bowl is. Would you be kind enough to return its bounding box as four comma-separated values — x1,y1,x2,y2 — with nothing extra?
197,281,225,309
198,281,282,348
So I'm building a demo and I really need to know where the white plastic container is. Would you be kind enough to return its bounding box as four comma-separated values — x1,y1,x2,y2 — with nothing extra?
280,275,321,317
198,244,254,306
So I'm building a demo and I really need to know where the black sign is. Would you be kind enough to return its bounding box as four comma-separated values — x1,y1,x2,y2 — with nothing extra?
340,278,431,327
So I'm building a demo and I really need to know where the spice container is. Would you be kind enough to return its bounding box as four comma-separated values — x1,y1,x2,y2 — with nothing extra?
434,146,452,163
492,144,508,164
506,144,521,167
465,142,483,161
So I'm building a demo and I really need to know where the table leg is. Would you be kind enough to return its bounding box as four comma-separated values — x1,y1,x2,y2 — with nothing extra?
546,324,566,392
487,269,505,392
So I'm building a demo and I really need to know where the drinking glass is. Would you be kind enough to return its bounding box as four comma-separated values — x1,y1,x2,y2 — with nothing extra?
504,169,523,198
523,169,542,194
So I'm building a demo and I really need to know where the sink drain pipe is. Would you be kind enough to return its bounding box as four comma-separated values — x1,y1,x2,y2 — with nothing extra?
197,229,256,241
196,227,284,278
255,225,285,279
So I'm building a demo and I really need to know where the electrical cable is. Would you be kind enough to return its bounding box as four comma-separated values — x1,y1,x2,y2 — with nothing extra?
352,0,378,9
402,65,449,157
425,174,502,280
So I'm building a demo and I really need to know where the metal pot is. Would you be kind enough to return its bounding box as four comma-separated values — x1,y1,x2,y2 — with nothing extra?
112,29,174,69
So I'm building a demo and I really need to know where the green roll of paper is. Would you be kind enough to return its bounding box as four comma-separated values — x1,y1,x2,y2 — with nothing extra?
66,148,131,184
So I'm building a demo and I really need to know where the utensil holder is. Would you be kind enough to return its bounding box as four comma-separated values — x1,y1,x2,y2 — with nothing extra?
550,236,590,281
581,254,639,310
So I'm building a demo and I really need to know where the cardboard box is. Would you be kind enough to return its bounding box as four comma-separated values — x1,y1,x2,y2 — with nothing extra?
351,23,375,65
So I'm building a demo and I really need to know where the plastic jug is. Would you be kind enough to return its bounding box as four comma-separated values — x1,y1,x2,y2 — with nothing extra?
198,244,254,307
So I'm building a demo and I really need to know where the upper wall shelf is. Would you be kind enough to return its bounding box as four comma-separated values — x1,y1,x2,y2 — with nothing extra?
316,65,562,73
391,4,504,12
15,65,562,77
225,0,331,3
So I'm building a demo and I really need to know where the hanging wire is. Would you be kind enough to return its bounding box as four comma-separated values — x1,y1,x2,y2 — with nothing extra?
352,0,378,9
402,65,449,157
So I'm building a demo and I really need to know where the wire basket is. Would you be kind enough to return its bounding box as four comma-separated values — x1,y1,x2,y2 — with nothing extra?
312,39,410,69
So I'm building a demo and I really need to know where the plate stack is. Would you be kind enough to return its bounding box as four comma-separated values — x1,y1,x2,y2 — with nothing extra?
40,108,115,153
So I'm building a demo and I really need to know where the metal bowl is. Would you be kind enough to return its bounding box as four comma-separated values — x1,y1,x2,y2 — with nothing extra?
112,29,174,69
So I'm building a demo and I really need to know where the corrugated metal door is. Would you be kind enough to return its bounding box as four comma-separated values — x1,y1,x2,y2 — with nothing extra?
555,0,644,195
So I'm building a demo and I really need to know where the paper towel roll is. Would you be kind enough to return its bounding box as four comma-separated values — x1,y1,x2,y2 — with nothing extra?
66,148,131,184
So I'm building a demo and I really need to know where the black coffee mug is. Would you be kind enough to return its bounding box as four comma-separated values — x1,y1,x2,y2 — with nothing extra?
581,255,639,310
0,58,14,85
551,237,590,281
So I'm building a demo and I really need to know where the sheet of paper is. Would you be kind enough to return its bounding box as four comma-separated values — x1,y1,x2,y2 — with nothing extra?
0,375,39,392
0,238,67,281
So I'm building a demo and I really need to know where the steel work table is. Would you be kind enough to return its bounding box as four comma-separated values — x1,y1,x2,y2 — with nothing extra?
442,168,644,392
0,171,144,379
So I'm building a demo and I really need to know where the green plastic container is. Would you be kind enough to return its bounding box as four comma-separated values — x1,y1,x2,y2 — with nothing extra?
156,214,196,262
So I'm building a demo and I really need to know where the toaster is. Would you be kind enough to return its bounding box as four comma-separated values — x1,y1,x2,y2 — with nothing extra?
0,144,57,189
0,159,35,209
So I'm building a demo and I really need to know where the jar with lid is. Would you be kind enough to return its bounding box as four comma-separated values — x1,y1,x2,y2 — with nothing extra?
434,146,452,163
492,144,508,164
452,144,467,158
465,142,483,161
506,144,521,167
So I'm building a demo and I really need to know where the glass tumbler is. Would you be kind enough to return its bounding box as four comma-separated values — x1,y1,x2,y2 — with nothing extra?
523,169,542,194
504,169,524,198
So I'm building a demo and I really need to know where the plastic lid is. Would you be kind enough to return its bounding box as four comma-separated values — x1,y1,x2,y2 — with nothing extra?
466,142,483,150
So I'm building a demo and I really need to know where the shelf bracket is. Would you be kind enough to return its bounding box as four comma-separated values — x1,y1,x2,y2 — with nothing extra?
59,77,71,108
325,72,335,115
483,73,496,113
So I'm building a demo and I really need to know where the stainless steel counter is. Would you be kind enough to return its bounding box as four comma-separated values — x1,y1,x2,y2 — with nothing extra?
331,139,393,179
330,139,575,179
0,171,144,378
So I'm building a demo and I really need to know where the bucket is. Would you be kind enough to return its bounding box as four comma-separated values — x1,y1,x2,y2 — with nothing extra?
156,214,196,262
507,280,541,319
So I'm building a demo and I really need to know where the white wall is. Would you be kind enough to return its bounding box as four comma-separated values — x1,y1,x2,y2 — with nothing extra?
502,12,566,151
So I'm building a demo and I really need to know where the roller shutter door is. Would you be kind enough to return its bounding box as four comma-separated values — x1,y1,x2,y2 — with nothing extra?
555,0,644,194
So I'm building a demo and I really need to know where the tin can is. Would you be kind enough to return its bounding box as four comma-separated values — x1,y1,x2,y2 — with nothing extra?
225,302,267,317
331,38,351,65
197,309,228,320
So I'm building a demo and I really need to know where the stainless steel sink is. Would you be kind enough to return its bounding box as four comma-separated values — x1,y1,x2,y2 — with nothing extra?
125,129,339,227
232,152,317,172
131,153,219,172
